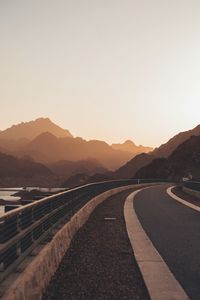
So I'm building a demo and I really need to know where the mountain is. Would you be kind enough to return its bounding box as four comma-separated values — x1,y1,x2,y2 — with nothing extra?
0,117,154,172
0,152,56,187
61,173,90,188
0,138,29,152
114,153,156,179
135,135,200,180
0,117,72,141
49,159,107,178
112,123,200,179
112,140,153,155
16,132,135,170
153,124,200,158
61,172,113,188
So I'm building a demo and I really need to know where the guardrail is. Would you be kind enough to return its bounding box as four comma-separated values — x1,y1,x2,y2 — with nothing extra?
1,179,152,283
182,180,200,191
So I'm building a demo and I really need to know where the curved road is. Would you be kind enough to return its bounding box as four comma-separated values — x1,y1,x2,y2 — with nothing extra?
134,184,200,300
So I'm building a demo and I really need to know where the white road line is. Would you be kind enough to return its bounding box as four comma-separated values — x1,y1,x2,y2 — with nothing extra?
167,186,200,213
124,187,189,300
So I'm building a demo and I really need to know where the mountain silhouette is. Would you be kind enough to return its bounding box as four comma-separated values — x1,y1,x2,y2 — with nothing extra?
111,140,153,155
15,132,135,169
114,153,156,178
0,152,55,187
0,118,153,171
49,159,107,178
115,123,200,178
0,117,72,141
136,135,200,180
153,124,200,157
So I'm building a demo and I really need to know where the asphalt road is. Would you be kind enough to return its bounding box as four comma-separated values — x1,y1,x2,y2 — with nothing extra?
134,184,200,300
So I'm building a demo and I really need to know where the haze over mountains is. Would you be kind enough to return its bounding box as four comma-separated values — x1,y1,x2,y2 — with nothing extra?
111,140,152,156
136,135,200,180
0,118,152,186
0,118,151,170
15,132,137,169
153,124,200,158
0,118,199,187
0,117,72,141
0,152,56,187
111,123,200,180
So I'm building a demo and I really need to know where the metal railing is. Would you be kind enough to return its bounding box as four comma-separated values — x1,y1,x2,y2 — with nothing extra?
182,180,200,191
0,179,147,283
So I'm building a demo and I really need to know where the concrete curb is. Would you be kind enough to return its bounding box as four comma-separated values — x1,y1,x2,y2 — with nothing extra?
167,186,200,212
124,187,189,300
2,184,137,300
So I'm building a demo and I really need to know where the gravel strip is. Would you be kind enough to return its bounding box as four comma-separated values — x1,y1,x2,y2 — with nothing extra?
172,186,200,207
43,189,149,300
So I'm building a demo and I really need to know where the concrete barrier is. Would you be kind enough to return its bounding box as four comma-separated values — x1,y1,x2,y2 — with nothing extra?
2,184,139,300
182,186,200,200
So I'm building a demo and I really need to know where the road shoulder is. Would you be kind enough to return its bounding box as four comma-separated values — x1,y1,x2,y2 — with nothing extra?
124,187,189,300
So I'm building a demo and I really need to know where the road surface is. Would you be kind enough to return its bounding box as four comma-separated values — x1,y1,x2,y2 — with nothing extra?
134,184,200,300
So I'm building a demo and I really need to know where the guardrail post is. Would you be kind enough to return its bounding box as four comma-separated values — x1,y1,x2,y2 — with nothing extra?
0,261,4,272
16,241,21,258
16,213,21,234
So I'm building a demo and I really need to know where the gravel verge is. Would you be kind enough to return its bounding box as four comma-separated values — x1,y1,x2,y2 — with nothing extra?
42,189,149,300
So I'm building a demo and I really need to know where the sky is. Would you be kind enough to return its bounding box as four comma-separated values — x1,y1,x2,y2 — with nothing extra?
0,0,200,147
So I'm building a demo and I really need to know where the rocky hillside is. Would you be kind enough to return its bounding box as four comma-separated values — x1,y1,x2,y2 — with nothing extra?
113,153,156,178
113,123,200,179
135,135,200,180
0,152,56,187
49,159,107,178
153,124,200,158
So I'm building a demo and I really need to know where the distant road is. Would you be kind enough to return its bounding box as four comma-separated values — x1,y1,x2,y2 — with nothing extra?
134,184,200,300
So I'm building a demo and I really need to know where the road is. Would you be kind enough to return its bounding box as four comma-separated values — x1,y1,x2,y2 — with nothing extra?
134,184,200,300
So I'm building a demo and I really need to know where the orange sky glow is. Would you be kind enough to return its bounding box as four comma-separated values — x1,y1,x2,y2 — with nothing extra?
0,0,200,147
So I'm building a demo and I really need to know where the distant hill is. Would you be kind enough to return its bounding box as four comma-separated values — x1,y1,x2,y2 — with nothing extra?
135,135,200,180
0,152,56,187
0,138,29,152
61,172,113,188
114,153,156,179
15,132,135,170
0,117,72,141
0,118,153,170
111,140,153,155
113,123,200,179
61,173,90,188
153,124,200,158
49,159,107,178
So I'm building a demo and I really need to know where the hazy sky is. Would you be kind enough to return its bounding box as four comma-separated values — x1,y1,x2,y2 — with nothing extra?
0,0,200,147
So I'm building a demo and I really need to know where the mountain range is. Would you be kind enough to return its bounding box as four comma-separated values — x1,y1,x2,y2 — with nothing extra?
0,152,57,187
14,132,135,169
111,140,152,155
0,117,72,141
111,123,200,180
136,135,200,180
0,117,199,187
0,117,152,186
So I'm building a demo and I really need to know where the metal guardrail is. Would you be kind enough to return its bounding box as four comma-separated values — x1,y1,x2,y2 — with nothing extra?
182,180,200,191
1,179,151,283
